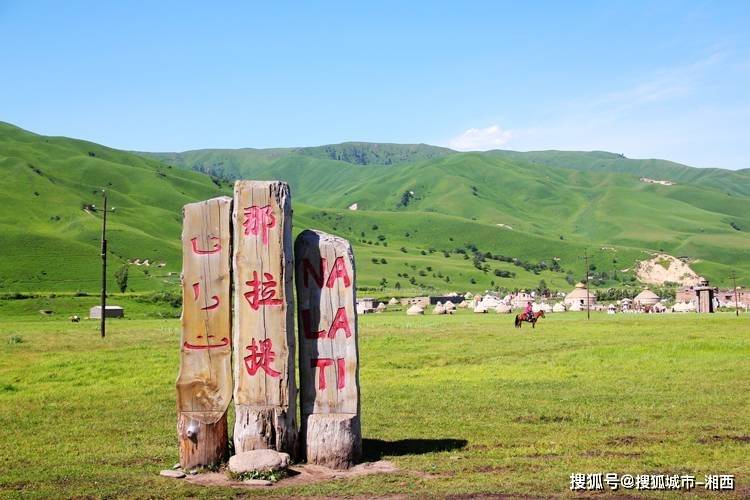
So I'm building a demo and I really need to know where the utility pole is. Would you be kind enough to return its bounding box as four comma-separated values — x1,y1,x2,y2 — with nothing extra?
95,190,115,338
579,248,591,320
729,271,740,317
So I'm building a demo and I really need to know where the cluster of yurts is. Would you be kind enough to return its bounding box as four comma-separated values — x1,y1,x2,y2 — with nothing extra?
403,284,668,315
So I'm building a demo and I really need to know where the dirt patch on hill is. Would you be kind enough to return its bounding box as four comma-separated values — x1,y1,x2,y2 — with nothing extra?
635,253,701,286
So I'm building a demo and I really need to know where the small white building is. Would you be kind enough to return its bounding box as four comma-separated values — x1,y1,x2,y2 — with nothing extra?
356,298,375,315
89,305,124,319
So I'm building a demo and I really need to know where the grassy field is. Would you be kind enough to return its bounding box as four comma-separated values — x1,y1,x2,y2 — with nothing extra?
1,310,748,497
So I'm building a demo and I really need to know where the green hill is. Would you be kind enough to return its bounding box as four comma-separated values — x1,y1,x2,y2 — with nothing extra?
2,122,748,294
0,122,229,292
145,143,750,287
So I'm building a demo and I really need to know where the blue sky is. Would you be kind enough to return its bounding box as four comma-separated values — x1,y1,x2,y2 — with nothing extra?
1,1,748,169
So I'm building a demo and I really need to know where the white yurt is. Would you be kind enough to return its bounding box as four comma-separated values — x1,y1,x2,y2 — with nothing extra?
432,304,446,315
406,304,424,316
535,302,552,313
473,305,488,313
444,301,456,311
388,297,399,306
652,302,666,313
478,294,502,309
634,288,660,307
564,283,596,308
552,302,567,313
673,301,696,313
495,303,512,314
457,300,468,308
376,302,387,313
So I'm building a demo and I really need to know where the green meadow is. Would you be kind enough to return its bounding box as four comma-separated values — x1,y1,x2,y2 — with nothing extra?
1,307,748,497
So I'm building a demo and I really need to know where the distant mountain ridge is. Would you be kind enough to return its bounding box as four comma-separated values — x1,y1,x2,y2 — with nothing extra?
2,121,749,292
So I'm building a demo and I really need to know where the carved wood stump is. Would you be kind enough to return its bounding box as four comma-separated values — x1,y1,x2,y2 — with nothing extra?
295,230,361,468
304,413,361,469
232,181,297,457
176,196,233,468
177,411,229,469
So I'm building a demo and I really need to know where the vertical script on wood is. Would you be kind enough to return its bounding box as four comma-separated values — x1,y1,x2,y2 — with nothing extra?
176,196,232,468
295,229,361,469
232,180,297,455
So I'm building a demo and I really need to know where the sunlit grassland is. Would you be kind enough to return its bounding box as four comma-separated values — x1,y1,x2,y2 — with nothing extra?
1,311,748,497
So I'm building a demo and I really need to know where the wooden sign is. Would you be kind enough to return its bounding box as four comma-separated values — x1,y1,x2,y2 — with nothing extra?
295,229,361,469
232,181,297,455
176,196,232,468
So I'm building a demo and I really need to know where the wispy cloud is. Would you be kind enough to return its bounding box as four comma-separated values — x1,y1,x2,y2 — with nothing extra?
447,49,750,168
448,124,512,151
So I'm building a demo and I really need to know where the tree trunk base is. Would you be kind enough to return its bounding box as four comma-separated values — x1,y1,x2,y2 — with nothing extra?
303,413,361,469
234,405,297,459
177,411,228,469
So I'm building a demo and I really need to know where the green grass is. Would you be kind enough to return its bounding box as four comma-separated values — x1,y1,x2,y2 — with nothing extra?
3,122,750,294
1,312,748,497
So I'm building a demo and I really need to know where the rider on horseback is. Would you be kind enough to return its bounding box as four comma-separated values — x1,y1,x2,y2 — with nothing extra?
525,301,534,321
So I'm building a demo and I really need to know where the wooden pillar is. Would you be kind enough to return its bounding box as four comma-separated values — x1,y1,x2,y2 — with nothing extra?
295,230,361,469
176,196,233,469
232,181,297,456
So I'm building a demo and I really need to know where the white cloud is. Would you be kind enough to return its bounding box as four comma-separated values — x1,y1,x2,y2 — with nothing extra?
448,124,512,151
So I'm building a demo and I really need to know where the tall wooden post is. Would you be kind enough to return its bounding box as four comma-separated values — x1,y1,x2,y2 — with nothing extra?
295,230,361,469
100,190,107,338
232,181,297,456
176,196,233,469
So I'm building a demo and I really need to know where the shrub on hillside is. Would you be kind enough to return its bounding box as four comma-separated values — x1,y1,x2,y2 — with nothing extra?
133,291,182,308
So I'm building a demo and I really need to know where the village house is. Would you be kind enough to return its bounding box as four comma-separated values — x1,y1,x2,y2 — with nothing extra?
356,297,375,314
716,287,750,309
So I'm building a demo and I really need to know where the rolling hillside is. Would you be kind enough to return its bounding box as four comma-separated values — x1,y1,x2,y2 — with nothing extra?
1,121,748,294
0,122,228,292
145,143,750,287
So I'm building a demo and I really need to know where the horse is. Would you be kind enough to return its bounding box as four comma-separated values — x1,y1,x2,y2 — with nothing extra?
514,310,545,329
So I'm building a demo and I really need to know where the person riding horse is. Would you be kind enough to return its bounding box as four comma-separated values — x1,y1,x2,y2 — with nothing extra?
524,301,534,321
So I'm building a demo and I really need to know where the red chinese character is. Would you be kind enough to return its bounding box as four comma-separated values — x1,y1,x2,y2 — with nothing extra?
242,205,276,245
244,338,281,377
311,357,346,390
243,271,283,310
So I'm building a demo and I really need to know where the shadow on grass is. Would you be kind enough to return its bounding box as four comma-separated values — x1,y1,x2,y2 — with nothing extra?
362,438,468,461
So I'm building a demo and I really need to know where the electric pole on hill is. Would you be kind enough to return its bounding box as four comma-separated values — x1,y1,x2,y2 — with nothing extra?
729,270,740,317
579,248,591,320
95,190,115,338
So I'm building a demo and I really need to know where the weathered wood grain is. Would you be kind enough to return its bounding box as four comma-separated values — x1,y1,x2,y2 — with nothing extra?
177,413,228,469
232,181,297,456
295,230,361,468
176,196,233,468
